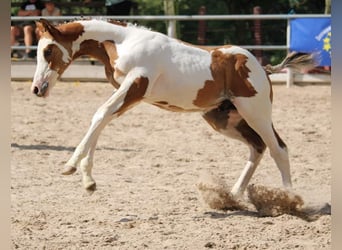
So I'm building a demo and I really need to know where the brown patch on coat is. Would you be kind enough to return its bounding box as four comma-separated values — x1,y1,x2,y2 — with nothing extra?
38,19,121,88
167,105,187,112
55,22,85,42
236,119,266,154
202,100,265,154
202,100,237,131
272,125,287,149
231,53,258,97
107,20,128,27
115,77,149,116
152,101,199,112
71,39,120,88
102,40,120,88
37,20,86,76
155,101,168,105
193,50,257,109
193,79,223,109
68,39,117,88
266,73,273,102
43,44,69,75
38,19,85,43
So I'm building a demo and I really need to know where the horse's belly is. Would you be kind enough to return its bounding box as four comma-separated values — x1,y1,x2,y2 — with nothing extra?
145,72,213,111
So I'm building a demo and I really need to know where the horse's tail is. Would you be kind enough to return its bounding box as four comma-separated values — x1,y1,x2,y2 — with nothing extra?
264,52,318,74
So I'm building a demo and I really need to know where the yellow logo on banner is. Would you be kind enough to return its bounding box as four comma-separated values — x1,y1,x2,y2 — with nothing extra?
323,31,331,55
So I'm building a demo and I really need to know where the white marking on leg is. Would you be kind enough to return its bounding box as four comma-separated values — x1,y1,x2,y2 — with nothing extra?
231,147,264,197
80,154,96,190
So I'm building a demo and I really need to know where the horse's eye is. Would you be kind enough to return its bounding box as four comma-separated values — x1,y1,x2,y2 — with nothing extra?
44,48,52,58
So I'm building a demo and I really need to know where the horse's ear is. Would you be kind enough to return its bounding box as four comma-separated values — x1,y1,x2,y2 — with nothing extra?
38,18,61,39
36,20,44,33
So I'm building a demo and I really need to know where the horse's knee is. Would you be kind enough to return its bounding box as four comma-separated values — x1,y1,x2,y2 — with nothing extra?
92,109,106,124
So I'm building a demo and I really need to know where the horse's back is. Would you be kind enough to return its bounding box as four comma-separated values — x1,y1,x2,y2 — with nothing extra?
146,43,270,111
115,28,270,111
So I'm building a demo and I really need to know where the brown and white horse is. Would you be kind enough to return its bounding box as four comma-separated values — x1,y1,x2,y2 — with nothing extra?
32,18,315,200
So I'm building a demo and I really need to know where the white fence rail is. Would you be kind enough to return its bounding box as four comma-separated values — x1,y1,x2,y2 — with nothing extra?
11,14,330,49
11,14,331,86
11,61,331,87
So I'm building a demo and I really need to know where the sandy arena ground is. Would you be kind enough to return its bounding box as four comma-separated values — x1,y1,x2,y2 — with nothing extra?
11,80,331,249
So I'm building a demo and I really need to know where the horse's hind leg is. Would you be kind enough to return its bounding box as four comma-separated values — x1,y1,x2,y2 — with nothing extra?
233,96,292,192
202,101,267,197
229,119,266,197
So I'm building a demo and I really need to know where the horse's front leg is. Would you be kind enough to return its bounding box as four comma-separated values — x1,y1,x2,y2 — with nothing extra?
62,73,149,191
62,101,114,190
79,138,99,191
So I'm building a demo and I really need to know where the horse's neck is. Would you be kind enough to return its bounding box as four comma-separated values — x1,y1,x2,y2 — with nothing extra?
76,20,127,44
71,20,126,63
72,40,112,64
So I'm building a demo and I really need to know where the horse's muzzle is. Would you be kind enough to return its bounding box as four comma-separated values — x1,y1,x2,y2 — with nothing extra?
33,81,49,97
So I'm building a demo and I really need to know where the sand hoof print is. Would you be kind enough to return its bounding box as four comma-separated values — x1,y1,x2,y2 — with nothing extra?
247,184,304,217
197,171,245,211
247,184,331,221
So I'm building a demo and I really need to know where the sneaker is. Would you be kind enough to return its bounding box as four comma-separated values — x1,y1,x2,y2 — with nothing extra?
22,53,29,60
22,51,36,60
28,50,36,59
11,51,18,58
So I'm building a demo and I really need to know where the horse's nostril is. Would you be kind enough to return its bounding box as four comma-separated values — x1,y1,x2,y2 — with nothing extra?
33,86,39,95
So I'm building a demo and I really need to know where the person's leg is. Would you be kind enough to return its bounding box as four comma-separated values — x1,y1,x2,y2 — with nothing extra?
10,26,22,57
10,26,20,46
23,24,34,57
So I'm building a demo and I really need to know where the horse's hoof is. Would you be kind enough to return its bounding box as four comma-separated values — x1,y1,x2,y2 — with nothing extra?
62,165,77,175
85,182,97,193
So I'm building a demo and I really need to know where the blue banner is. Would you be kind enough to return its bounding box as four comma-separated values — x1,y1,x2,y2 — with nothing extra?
290,18,331,66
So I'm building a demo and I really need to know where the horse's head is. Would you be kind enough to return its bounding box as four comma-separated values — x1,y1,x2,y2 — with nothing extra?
32,19,78,97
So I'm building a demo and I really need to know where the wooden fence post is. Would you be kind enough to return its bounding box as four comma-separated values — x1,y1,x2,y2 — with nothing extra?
197,6,207,45
253,6,263,65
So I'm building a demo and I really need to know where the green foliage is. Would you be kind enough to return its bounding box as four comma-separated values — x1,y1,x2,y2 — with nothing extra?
134,0,166,33
11,0,22,15
11,0,327,64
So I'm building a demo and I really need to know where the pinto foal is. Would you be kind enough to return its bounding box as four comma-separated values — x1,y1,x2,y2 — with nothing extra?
32,18,315,200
